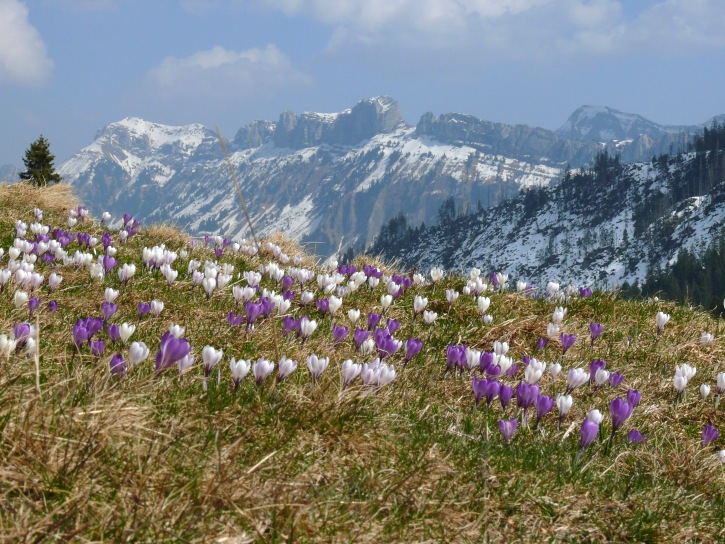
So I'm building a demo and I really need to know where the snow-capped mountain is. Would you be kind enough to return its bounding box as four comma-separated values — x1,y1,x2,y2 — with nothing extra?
59,97,722,258
369,148,725,288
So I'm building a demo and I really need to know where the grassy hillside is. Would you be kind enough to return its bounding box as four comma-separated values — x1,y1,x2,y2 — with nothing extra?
0,183,723,542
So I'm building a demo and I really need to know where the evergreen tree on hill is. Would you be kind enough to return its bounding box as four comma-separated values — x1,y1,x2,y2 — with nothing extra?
19,135,62,187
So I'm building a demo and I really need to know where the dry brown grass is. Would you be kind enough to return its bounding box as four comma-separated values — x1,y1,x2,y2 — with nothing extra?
0,182,80,216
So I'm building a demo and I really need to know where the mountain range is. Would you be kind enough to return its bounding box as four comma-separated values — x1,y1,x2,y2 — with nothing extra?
58,97,721,259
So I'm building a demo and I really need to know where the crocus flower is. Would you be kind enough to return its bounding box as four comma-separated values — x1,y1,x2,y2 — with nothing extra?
560,333,576,355
579,287,592,298
403,337,423,366
138,301,151,317
700,384,711,400
472,377,487,409
423,310,438,325
535,395,554,427
102,254,118,275
386,318,401,335
445,344,466,376
201,345,223,390
700,332,714,346
590,322,604,345
101,301,117,322
565,368,588,394
252,358,274,386
609,371,624,388
90,339,105,357
353,327,370,351
277,356,298,381
72,321,90,350
341,359,362,388
717,372,725,395
499,384,514,411
110,354,126,377
332,324,349,345
317,298,329,316
580,418,599,451
14,290,28,309
119,323,135,345
627,389,641,407
28,297,40,318
307,354,329,385
128,341,150,368
655,311,670,335
556,394,573,430
516,382,540,426
703,424,720,446
47,301,58,312
107,324,120,345
628,429,645,444
498,418,518,444
299,316,317,343
150,299,164,317
609,397,634,436
155,331,191,373
230,358,251,388
536,337,547,350
367,311,381,330
549,362,562,379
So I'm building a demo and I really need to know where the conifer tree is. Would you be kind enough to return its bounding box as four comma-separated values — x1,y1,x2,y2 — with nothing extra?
19,135,62,187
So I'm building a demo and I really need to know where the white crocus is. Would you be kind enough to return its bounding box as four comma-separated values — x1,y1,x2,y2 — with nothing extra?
430,267,444,283
380,294,392,311
328,295,342,316
594,368,610,387
556,394,573,416
119,323,135,345
307,354,330,384
655,311,670,332
701,332,714,346
277,356,298,381
566,368,588,392
128,341,150,368
348,309,360,324
341,359,362,388
477,296,491,314
230,357,251,387
549,362,562,379
423,310,438,325
700,384,711,400
14,290,28,309
586,409,604,425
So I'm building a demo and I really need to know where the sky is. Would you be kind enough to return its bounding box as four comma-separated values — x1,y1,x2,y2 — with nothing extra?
1,0,724,168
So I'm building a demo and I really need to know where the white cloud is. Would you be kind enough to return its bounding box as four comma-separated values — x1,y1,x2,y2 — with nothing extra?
0,0,53,86
232,0,725,58
145,44,311,101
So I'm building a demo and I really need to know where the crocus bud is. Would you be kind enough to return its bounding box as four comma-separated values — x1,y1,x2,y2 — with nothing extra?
14,290,28,309
700,384,711,400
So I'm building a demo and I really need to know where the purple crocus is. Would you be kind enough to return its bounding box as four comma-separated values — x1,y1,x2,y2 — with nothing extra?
534,395,554,428
580,287,593,298
445,344,466,376
110,353,126,377
479,351,494,373
590,359,606,384
317,298,329,317
609,397,634,442
367,311,381,330
245,300,263,331
627,388,641,407
403,337,422,366
138,301,151,317
483,379,501,409
353,328,370,351
498,418,518,444
561,333,576,355
609,371,624,388
516,382,540,426
282,316,299,337
332,324,349,345
101,232,112,248
628,429,645,444
386,318,401,335
90,339,105,357
72,321,90,350
28,297,40,318
154,331,191,373
101,301,117,322
590,322,604,345
107,324,120,345
472,377,487,409
13,323,31,347
499,384,514,411
580,418,599,451
47,300,58,312
102,254,118,275
703,424,720,446
227,311,244,326
536,337,548,350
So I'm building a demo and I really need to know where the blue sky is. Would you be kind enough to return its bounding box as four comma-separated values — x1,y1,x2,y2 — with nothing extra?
1,0,724,168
